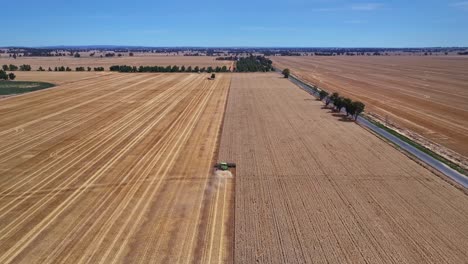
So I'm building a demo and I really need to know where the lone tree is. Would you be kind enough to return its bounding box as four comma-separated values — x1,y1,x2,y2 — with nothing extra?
0,70,7,80
211,73,216,79
8,73,16,80
319,90,329,100
74,52,80,58
2,65,8,71
352,101,365,120
282,68,290,78
129,52,134,56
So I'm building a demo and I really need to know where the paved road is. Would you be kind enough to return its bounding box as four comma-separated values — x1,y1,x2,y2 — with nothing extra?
286,73,468,188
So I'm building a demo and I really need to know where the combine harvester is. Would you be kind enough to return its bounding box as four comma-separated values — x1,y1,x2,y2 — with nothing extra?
214,162,236,171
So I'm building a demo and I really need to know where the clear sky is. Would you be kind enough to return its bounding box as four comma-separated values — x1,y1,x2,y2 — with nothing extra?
2,0,468,47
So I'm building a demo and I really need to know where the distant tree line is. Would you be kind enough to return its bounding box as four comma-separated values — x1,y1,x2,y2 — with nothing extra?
2,64,108,72
3,64,31,71
2,64,19,71
109,65,229,73
235,55,273,72
216,56,238,61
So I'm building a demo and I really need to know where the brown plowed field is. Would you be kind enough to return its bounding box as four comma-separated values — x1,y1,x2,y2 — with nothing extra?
218,73,468,263
272,56,468,156
0,56,233,71
0,73,233,263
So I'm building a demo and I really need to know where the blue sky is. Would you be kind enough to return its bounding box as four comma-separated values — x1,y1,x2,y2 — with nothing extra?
2,0,468,47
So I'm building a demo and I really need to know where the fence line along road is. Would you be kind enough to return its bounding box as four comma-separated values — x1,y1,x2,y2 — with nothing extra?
283,71,468,189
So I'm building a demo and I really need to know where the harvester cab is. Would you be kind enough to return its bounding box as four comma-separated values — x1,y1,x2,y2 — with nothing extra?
214,162,236,171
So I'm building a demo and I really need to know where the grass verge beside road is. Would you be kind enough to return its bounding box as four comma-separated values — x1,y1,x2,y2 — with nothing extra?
365,116,467,176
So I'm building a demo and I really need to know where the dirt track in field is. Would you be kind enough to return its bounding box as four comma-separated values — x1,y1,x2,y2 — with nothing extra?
0,73,233,263
272,56,468,157
0,56,233,71
218,73,468,263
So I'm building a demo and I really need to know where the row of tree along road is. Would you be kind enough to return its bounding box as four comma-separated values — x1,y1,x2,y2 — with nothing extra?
282,68,365,120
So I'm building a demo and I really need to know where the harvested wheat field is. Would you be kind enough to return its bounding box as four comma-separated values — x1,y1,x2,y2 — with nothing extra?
13,71,112,85
218,73,468,263
0,73,233,263
272,56,468,157
0,55,233,71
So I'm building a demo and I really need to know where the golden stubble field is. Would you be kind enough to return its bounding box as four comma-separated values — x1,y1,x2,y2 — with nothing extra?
272,56,468,157
218,73,468,263
0,73,233,263
0,55,233,71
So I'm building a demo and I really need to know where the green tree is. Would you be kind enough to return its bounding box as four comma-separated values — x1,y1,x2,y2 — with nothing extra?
319,90,329,100
48,67,52,71
329,92,339,104
342,98,353,116
211,73,216,79
352,101,365,120
0,70,7,80
334,96,345,112
19,64,32,71
2,65,8,71
221,65,228,72
181,65,186,72
9,64,18,71
186,66,192,72
207,66,213,73
38,66,45,71
282,68,290,78
74,52,80,58
8,72,16,80
129,52,134,56
193,66,199,72
87,67,91,71
66,67,72,71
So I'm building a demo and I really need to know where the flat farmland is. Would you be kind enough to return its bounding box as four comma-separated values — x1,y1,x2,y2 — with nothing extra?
218,73,468,263
13,71,112,85
272,56,468,157
0,73,233,263
0,55,233,71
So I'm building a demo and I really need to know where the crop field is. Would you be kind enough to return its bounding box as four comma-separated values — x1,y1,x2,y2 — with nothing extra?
272,56,468,157
0,73,233,263
218,73,468,263
0,55,233,71
13,71,111,85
